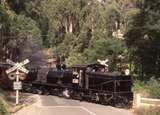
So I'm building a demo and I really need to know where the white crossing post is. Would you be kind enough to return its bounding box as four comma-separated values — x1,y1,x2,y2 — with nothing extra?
6,59,29,105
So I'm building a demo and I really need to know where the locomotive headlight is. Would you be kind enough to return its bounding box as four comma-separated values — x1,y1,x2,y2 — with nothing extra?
125,69,130,75
72,79,79,83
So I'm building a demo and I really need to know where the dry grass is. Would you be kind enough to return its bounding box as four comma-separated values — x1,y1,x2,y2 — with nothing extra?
135,106,160,115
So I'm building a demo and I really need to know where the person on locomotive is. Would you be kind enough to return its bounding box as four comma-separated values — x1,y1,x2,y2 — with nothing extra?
61,63,66,70
55,56,66,71
56,63,66,71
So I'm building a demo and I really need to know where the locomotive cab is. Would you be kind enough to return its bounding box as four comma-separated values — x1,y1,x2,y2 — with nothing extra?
71,64,106,88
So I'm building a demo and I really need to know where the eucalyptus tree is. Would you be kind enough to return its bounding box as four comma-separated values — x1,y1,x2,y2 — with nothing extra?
0,1,41,61
66,1,128,67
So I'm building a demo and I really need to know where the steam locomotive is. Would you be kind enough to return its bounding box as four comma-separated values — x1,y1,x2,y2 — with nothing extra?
24,63,133,106
0,62,133,106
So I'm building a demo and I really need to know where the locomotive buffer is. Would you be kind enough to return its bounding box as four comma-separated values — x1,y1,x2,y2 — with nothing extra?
6,59,29,105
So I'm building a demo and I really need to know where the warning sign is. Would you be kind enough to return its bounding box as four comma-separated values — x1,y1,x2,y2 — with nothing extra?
13,81,22,90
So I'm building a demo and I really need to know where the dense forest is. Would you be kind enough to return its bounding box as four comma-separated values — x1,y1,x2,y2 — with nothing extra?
0,0,160,80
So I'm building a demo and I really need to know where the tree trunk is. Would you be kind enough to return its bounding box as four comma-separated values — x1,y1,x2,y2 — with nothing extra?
69,16,73,33
91,17,94,32
65,22,68,33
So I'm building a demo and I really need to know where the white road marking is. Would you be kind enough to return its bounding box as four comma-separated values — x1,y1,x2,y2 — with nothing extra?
37,105,96,115
38,105,81,108
80,106,96,115
36,95,96,115
37,95,42,106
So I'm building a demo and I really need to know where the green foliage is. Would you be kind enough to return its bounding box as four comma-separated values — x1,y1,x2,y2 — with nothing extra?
126,0,160,79
85,32,125,62
65,49,87,66
133,80,149,97
0,0,140,67
78,27,126,71
0,101,8,115
0,1,42,61
147,79,160,98
8,15,41,47
0,89,8,115
55,33,76,57
133,78,160,98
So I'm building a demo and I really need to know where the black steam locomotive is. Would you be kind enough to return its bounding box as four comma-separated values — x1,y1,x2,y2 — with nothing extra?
23,63,133,106
0,62,133,106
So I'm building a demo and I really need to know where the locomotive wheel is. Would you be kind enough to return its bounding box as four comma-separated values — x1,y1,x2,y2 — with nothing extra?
103,94,114,105
79,92,84,101
31,89,37,94
91,93,100,102
51,88,59,96
71,92,83,101
36,86,46,95
62,89,70,98
115,96,130,108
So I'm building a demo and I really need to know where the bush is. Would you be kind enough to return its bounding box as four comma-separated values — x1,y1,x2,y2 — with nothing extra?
0,101,8,115
133,78,160,98
0,89,9,115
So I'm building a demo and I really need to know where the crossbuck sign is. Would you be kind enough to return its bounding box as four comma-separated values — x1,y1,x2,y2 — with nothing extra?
6,59,29,74
6,59,30,105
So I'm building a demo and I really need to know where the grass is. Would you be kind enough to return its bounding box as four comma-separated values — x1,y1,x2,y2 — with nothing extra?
135,107,160,115
0,102,8,115
0,89,25,115
0,89,9,115
133,78,160,98
133,78,160,115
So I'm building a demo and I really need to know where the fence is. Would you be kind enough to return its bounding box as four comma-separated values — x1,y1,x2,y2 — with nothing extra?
134,93,160,108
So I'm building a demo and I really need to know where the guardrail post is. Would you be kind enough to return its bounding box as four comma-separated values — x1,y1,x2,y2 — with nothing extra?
135,93,141,108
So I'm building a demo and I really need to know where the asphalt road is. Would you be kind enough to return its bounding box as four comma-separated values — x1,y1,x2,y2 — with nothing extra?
14,94,134,115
